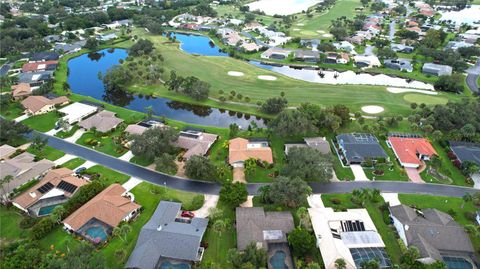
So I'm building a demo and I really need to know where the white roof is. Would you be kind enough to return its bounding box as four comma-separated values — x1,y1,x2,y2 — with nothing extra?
58,102,98,124
308,207,385,269
40,188,65,200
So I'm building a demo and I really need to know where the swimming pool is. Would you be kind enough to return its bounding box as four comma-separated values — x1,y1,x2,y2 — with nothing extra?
159,261,190,269
443,256,473,269
84,225,108,242
270,250,289,269
38,204,60,216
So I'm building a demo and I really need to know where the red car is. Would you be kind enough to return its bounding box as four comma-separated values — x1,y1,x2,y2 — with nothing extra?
181,211,195,218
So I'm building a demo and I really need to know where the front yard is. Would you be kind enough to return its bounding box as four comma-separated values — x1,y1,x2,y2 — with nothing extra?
84,165,131,185
76,127,128,157
26,145,65,161
61,157,86,170
21,111,60,132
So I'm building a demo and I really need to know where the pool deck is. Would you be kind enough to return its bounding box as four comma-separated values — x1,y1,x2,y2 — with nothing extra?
268,243,295,269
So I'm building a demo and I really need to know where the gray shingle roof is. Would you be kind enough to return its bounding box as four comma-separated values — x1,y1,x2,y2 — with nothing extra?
336,133,387,164
125,201,208,269
450,141,480,166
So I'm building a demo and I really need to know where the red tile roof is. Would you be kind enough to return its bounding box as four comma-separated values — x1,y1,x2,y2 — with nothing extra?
388,137,437,166
21,61,58,72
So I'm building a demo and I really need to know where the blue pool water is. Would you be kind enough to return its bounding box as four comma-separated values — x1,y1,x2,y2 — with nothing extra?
270,250,289,269
159,261,190,269
85,225,108,241
443,257,473,269
38,204,60,216
171,32,228,56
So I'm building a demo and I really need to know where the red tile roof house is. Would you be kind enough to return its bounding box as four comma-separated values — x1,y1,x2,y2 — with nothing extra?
387,137,437,168
62,184,141,243
21,60,58,73
228,138,273,168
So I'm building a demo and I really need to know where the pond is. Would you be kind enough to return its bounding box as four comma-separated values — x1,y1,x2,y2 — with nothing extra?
170,32,228,56
67,48,265,128
439,5,480,25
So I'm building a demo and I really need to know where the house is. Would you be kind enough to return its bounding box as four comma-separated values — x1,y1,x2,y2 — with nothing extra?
0,152,54,202
336,133,388,165
236,207,295,268
18,71,53,87
329,52,350,64
383,58,413,72
285,137,331,155
22,61,58,73
58,102,99,125
12,168,88,217
260,47,292,59
294,50,320,62
390,205,476,266
449,141,480,166
43,34,63,43
391,43,414,53
96,33,117,42
445,41,473,51
0,144,17,159
21,95,69,115
241,42,262,52
125,201,208,269
333,41,355,52
54,40,86,54
387,136,437,168
125,119,166,136
229,138,273,167
174,129,218,160
29,51,60,62
300,39,320,49
309,207,391,269
422,63,453,76
78,110,124,133
62,184,141,242
11,83,32,100
354,55,381,68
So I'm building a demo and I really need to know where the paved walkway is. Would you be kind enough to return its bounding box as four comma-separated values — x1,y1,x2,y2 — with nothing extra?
14,114,29,122
193,194,219,218
307,194,324,208
233,167,246,183
119,151,134,161
45,128,61,136
65,129,85,143
381,192,401,206
53,153,76,166
405,168,424,183
472,173,480,189
351,165,369,181
240,195,254,207
122,177,143,192
80,160,97,170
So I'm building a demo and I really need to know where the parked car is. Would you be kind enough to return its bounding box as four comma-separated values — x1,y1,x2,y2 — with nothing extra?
75,167,87,174
181,211,194,218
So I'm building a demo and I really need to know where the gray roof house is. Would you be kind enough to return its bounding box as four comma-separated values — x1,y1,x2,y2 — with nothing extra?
54,40,86,54
384,58,413,72
0,152,54,201
294,50,320,62
260,47,292,60
391,43,414,53
30,51,60,62
18,71,53,86
336,133,388,164
236,207,294,251
445,41,473,51
125,201,208,269
78,110,124,133
285,137,331,155
450,141,480,166
422,63,453,76
390,205,476,266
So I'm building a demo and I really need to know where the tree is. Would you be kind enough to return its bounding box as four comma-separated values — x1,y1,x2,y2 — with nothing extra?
282,147,333,181
229,123,240,138
130,39,154,56
288,227,316,257
130,127,179,162
377,47,397,60
432,130,443,141
145,106,154,119
297,207,311,230
0,175,14,202
101,65,133,93
50,205,65,224
112,223,131,243
84,37,98,51
269,176,312,207
360,259,380,269
461,124,476,139
268,109,315,137
335,258,347,269
212,219,227,236
154,153,177,174
461,193,473,209
219,181,248,207
47,242,106,268
57,117,69,132
0,119,30,145
185,156,217,181
434,74,465,93
227,243,267,268
207,207,224,221
260,97,288,114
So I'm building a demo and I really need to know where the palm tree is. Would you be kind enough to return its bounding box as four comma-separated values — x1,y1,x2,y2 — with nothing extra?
50,205,66,224
113,223,132,243
461,193,472,209
335,258,347,269
212,219,227,236
296,207,310,230
0,175,14,202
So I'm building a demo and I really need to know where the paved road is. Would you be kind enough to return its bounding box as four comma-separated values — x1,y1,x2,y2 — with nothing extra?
388,20,396,41
466,59,480,93
31,131,479,197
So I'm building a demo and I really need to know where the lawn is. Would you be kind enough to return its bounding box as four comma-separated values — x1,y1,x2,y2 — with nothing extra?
55,125,79,139
0,101,24,120
365,140,409,181
84,165,131,185
129,155,154,167
21,111,60,132
76,128,128,157
322,194,403,264
61,158,86,170
0,207,27,241
290,0,362,39
26,145,65,161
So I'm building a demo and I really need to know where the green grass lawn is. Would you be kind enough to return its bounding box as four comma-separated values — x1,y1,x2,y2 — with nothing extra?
21,111,60,132
76,128,127,157
0,101,24,120
0,207,28,241
365,140,409,181
84,165,131,185
322,194,403,264
129,155,154,167
26,145,65,161
61,158,86,170
55,125,79,139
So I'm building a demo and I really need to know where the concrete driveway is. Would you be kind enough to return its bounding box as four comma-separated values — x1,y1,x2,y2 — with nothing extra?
65,129,85,143
351,165,369,181
122,177,143,192
45,128,61,136
53,153,76,166
405,168,424,183
472,173,480,189
193,195,219,217
381,193,401,206
14,114,29,122
119,151,134,161
307,194,325,208
233,167,246,183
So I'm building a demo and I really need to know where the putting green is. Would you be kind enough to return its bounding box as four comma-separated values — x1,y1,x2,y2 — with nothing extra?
403,94,448,105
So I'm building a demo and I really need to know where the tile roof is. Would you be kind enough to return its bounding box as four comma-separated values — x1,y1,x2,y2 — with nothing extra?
0,144,16,159
78,110,124,133
11,83,32,99
229,137,273,164
21,95,69,113
63,184,141,231
174,131,218,159
21,60,58,72
388,137,437,166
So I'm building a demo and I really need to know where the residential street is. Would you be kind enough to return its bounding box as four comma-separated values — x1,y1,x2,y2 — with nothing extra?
32,130,479,197
466,59,480,93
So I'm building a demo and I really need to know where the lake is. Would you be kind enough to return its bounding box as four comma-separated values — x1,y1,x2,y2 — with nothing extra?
67,48,265,128
439,5,480,25
170,32,228,56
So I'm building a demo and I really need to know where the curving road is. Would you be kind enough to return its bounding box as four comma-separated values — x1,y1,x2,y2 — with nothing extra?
31,131,479,197
466,59,480,93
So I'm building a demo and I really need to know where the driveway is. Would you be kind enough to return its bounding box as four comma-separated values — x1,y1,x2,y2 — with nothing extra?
405,168,424,183
14,114,29,122
193,195,219,217
119,151,134,161
472,173,480,189
363,45,375,56
351,165,369,181
240,196,254,207
381,192,401,206
53,153,76,166
233,167,246,183
122,177,143,192
388,20,396,41
307,194,324,208
45,128,61,136
65,129,85,143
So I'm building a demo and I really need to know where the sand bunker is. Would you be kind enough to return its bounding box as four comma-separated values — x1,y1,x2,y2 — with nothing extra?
293,28,301,31
228,71,245,77
322,33,333,38
296,23,305,26
258,75,277,81
316,30,325,33
361,105,384,114
387,87,438,95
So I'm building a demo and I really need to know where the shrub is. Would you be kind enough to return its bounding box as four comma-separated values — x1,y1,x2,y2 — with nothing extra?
464,211,477,221
447,151,457,160
330,198,342,205
31,218,56,240
184,195,205,211
447,209,456,217
19,217,38,229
